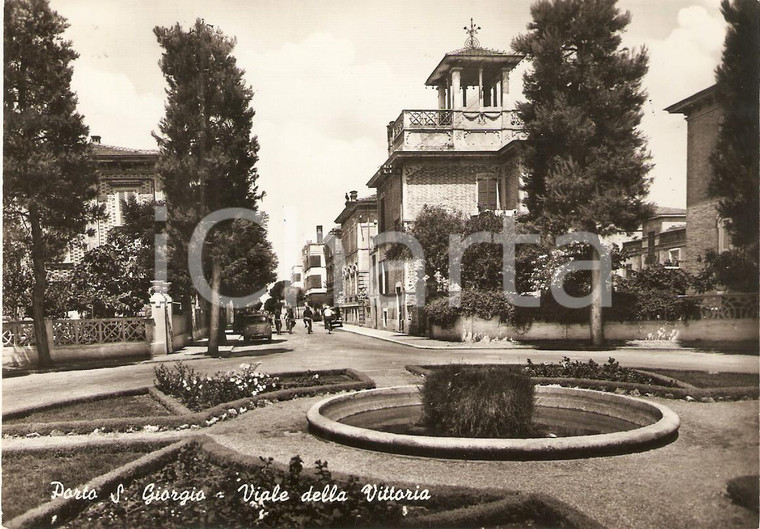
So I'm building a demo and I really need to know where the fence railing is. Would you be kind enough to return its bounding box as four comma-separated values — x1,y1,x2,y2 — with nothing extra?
2,318,149,347
681,293,758,320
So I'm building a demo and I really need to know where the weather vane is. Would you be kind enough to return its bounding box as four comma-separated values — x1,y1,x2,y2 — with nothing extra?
463,18,481,49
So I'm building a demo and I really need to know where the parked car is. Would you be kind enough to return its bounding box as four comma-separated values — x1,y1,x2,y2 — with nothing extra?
239,312,272,342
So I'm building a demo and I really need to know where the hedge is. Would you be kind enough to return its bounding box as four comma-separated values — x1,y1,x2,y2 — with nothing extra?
406,365,758,401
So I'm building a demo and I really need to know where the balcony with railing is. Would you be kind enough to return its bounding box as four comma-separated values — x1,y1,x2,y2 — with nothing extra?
386,109,525,154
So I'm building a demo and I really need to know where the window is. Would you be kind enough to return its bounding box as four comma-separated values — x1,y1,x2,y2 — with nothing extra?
112,189,138,226
379,197,386,232
305,275,322,290
292,273,301,282
308,255,322,268
717,218,731,253
379,261,389,295
477,178,498,211
666,248,681,268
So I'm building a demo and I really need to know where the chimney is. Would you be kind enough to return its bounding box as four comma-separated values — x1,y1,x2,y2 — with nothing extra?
349,190,358,201
316,225,323,244
91,135,101,144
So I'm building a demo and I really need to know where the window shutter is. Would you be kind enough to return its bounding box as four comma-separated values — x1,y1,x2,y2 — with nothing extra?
478,179,497,210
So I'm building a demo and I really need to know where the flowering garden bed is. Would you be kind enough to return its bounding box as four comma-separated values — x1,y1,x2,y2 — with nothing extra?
2,364,375,438
406,359,758,401
7,436,603,529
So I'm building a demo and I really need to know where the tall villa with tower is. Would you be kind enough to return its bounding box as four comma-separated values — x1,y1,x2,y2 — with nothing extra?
367,22,525,333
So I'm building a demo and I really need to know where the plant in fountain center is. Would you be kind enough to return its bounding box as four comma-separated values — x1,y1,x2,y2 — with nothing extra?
420,365,535,438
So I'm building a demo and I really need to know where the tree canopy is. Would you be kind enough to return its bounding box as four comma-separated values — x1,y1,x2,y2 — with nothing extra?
512,0,653,237
709,0,760,253
4,0,102,365
69,198,157,317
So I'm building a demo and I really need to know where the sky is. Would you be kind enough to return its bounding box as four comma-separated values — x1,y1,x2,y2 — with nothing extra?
49,0,728,279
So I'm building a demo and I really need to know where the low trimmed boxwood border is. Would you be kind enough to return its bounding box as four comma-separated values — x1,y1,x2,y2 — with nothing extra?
2,368,375,437
405,365,758,401
7,435,605,529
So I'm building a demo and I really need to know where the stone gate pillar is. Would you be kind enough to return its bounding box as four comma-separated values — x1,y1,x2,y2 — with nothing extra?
150,280,173,356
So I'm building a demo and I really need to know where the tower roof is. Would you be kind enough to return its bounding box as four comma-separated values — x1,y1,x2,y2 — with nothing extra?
425,46,523,86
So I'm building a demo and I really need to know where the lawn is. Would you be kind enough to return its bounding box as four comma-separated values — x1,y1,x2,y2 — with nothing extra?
2,444,158,521
3,394,173,425
643,369,759,389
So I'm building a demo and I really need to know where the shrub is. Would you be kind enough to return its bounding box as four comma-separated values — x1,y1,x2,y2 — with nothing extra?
424,296,461,329
420,365,535,438
694,249,759,293
425,290,516,329
524,356,673,385
611,265,701,321
154,362,279,412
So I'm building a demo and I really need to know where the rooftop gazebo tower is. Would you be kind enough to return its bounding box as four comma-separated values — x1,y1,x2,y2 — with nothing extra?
367,22,527,334
386,20,525,154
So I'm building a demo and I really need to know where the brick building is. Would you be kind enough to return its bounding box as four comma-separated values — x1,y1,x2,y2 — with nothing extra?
665,85,731,273
334,192,378,325
366,37,525,333
61,138,162,264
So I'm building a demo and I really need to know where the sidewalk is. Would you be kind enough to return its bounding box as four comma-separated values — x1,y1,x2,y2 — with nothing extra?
338,323,759,353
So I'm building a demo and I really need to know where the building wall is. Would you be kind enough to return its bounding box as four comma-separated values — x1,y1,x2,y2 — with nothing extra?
370,156,520,333
684,200,722,273
683,103,723,273
403,159,520,221
686,105,722,208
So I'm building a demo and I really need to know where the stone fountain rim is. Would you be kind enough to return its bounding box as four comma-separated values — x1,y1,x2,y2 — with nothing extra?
306,385,681,460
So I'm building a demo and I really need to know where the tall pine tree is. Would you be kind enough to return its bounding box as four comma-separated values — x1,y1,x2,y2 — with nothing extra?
709,0,760,254
513,0,653,345
153,20,272,356
4,0,101,366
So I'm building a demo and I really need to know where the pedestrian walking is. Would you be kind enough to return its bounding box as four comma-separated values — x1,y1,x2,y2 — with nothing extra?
285,308,294,333
302,305,313,334
323,305,334,334
273,309,282,335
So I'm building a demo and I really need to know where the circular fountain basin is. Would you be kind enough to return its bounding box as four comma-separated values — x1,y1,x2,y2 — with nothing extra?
307,385,680,460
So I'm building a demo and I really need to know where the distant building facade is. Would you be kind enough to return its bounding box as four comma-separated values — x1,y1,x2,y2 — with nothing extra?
366,37,525,333
665,86,731,273
290,265,304,289
620,207,687,274
323,227,342,307
56,138,161,275
302,226,327,308
334,192,378,325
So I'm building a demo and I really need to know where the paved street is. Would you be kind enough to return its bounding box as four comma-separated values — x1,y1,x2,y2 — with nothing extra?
3,324,759,529
3,324,758,414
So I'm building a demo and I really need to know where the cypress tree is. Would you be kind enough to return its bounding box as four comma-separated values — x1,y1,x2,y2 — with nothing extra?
709,0,760,254
513,0,653,344
154,20,271,356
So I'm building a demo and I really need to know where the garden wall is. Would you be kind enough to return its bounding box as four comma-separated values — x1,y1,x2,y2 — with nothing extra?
431,316,759,343
3,318,153,370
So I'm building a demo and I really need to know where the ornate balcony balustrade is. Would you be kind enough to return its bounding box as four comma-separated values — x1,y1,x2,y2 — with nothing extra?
387,109,525,154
